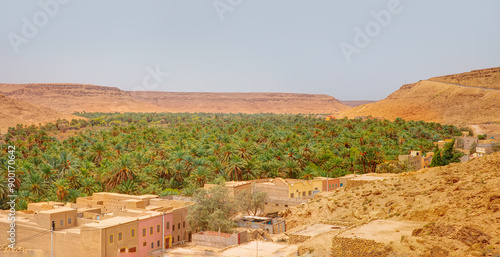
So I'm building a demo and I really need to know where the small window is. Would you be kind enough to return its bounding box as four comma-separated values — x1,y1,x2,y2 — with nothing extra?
143,242,147,246
290,193,294,198
143,228,146,237
119,248,126,253
302,192,305,196
150,226,153,235
167,222,170,230
308,191,312,196
173,225,175,231
129,247,136,253
178,223,180,229
118,232,122,241
68,218,72,224
109,234,114,244
151,242,154,249
131,229,135,238
157,240,160,247
177,236,180,242
157,224,160,233
172,238,174,243
315,188,318,190
60,220,64,226
183,222,185,228
285,205,288,207
340,183,343,187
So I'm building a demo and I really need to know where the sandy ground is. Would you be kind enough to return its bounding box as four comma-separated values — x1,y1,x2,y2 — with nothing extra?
220,241,297,257
290,224,334,237
338,220,425,244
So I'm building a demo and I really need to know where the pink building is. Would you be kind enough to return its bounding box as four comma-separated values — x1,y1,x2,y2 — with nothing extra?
163,212,173,249
137,214,163,257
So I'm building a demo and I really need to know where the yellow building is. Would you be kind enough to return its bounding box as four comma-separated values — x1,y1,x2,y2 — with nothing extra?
284,179,323,199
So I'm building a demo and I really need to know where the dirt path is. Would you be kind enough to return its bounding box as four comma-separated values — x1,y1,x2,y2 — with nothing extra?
426,80,500,91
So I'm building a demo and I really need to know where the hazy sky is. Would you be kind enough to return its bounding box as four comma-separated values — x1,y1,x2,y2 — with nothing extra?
1,0,499,100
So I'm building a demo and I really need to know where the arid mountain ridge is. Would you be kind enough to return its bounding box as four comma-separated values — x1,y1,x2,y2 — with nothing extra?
340,67,500,124
1,67,499,131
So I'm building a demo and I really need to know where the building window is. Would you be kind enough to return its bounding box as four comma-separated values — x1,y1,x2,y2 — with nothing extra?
314,188,318,190
285,205,288,207
308,191,312,196
151,242,154,249
183,222,185,228
178,223,180,230
129,247,136,253
275,203,279,206
290,193,294,198
131,229,135,238
178,236,180,242
143,228,146,237
167,222,170,230
68,218,71,224
60,220,63,226
143,242,147,246
157,224,160,233
173,225,175,231
118,232,122,241
302,192,305,196
150,226,153,235
157,240,160,247
119,248,126,253
172,238,174,243
109,234,114,244
340,183,343,187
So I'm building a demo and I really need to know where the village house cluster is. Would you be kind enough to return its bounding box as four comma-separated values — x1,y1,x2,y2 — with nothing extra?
0,193,192,257
398,132,497,170
0,176,357,256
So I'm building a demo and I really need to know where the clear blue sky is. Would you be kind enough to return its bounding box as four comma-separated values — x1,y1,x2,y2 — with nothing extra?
1,0,499,100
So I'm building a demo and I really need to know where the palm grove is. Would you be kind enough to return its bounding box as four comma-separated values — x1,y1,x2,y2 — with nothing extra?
0,113,462,211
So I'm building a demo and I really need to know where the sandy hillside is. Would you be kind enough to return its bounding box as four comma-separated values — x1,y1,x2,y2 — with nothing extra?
340,68,500,124
0,84,165,114
0,94,80,134
283,153,500,256
130,91,350,114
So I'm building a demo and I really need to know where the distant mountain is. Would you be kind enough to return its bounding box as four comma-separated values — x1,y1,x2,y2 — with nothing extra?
340,67,500,124
130,91,350,114
340,100,377,108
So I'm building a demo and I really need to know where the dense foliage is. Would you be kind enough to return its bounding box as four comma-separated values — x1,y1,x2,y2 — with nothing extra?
0,113,461,209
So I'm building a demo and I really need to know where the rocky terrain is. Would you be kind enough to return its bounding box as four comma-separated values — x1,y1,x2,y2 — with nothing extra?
130,91,350,114
0,94,79,134
282,152,500,256
340,67,500,124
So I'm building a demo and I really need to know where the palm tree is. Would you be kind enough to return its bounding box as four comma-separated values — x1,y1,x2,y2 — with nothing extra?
81,177,100,196
115,180,139,195
104,154,137,190
25,172,46,197
53,179,69,201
